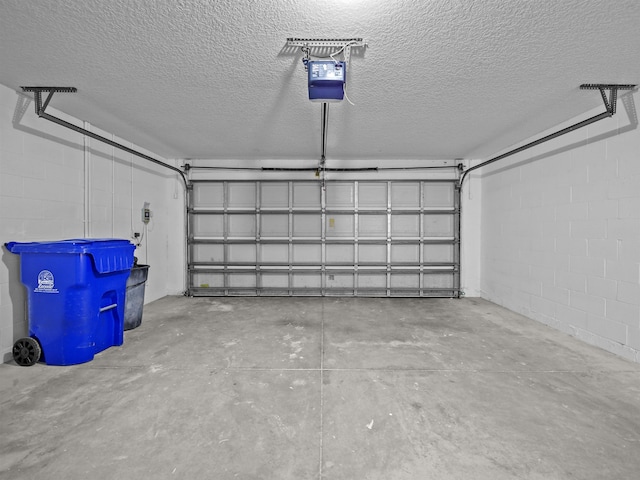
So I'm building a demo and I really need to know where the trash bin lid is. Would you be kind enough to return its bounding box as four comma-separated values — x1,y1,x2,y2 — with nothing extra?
5,239,135,274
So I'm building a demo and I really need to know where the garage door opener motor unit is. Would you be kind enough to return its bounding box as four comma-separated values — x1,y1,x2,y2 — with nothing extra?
307,61,345,102
286,37,366,102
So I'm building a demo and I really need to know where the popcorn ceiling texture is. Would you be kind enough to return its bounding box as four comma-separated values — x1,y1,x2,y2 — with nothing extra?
1,0,639,161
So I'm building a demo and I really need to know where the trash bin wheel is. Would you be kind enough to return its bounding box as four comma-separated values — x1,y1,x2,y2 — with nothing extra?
12,337,41,367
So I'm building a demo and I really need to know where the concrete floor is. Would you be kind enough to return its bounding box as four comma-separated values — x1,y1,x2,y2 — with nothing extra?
1,297,640,479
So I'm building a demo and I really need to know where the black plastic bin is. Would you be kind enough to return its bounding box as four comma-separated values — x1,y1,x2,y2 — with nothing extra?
124,264,149,330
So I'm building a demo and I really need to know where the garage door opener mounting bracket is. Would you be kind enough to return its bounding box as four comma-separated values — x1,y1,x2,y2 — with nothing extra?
286,37,366,67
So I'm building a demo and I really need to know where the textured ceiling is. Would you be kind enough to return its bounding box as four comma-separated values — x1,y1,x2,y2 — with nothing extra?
1,0,639,162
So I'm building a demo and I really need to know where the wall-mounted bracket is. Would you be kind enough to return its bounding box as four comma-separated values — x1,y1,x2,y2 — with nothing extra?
20,85,188,186
22,86,77,115
580,83,636,115
459,83,637,187
286,37,366,65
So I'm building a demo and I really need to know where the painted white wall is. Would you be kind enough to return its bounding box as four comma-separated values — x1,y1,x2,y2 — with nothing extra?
480,90,640,362
460,163,482,297
0,84,185,362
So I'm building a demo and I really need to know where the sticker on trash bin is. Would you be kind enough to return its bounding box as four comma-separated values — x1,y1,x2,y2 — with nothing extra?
34,270,59,294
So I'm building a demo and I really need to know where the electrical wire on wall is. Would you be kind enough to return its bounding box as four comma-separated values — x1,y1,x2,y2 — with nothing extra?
130,147,139,249
130,148,134,238
111,135,115,238
83,121,92,238
142,201,152,265
144,221,148,265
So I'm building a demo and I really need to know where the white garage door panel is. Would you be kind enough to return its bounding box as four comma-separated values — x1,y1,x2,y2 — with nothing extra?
326,183,355,208
359,183,387,209
188,180,460,297
261,214,288,237
424,183,455,208
391,183,421,207
293,215,321,237
228,183,256,208
193,272,224,288
262,273,289,289
424,244,454,263
391,245,420,263
359,244,387,263
293,183,321,208
193,244,224,263
327,215,354,237
424,272,457,289
193,214,223,237
292,273,321,289
261,182,288,207
194,183,224,207
293,244,321,263
391,215,420,237
424,214,454,237
229,273,256,289
358,272,387,290
327,273,354,287
228,215,255,237
228,244,255,263
261,244,288,263
391,274,420,289
359,215,387,237
326,244,354,263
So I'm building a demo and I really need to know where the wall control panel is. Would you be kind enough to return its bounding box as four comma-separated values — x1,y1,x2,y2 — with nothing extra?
142,202,151,224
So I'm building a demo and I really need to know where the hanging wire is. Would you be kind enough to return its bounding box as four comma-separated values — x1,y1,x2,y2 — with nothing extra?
343,82,355,106
302,45,311,71
329,44,347,64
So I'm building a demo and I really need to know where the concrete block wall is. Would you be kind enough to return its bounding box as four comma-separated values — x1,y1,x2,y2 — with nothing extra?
480,90,640,362
0,84,185,362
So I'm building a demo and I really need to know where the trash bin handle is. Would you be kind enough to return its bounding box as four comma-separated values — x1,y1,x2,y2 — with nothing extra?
99,303,118,313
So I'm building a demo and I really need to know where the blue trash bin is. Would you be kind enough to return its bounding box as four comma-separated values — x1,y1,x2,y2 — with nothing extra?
6,239,135,366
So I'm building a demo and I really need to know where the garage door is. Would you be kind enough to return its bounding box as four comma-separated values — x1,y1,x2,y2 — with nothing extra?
187,180,460,297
